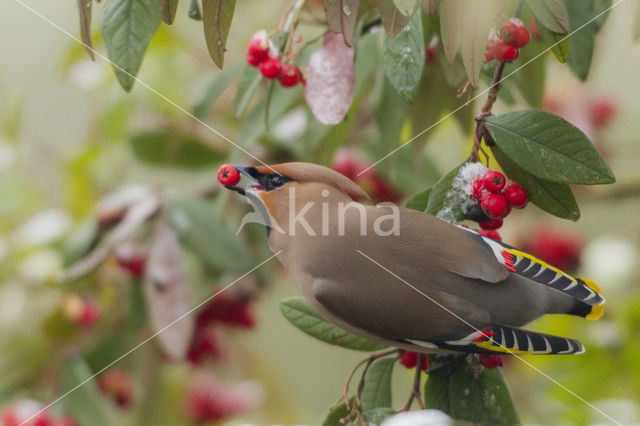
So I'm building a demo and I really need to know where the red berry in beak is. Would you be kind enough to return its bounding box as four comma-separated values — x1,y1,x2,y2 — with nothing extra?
217,164,240,186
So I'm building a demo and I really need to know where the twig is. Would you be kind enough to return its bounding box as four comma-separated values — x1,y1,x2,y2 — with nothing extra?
400,353,426,411
470,61,506,163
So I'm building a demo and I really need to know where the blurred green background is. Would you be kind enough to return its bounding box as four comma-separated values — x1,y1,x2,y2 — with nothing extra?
1,1,639,425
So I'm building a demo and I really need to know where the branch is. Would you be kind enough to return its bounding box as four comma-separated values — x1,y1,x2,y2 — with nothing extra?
470,61,506,163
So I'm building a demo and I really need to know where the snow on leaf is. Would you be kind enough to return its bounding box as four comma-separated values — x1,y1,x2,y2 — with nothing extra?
144,215,194,360
304,32,355,125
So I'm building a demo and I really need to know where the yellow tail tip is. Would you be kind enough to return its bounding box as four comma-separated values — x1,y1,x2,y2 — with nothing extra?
582,277,601,293
587,304,604,320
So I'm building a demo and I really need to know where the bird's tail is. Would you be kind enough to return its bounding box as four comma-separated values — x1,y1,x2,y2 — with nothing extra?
470,323,585,355
566,278,605,320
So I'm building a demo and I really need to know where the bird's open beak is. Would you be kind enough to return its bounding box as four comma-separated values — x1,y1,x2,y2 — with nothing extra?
224,166,264,196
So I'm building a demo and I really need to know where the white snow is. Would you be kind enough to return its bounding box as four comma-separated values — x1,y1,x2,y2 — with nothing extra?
436,162,487,224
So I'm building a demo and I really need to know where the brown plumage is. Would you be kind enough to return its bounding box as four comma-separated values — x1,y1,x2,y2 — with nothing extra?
226,162,604,355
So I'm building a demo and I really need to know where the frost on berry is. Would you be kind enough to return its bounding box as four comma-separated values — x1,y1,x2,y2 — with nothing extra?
304,32,355,125
437,163,488,224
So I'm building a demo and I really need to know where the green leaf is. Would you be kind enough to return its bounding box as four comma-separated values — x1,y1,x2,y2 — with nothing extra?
508,33,546,107
492,145,580,220
405,187,432,211
485,110,615,184
361,357,395,410
202,0,236,69
458,1,503,88
438,0,461,64
130,129,223,168
76,0,94,60
426,163,465,217
160,0,179,24
378,0,414,37
188,0,202,20
323,0,360,47
322,398,353,426
424,356,451,412
393,0,419,16
383,13,425,103
565,0,596,80
60,357,113,426
193,65,239,119
448,360,520,425
536,22,570,63
168,199,251,271
233,65,263,117
279,297,389,351
525,0,569,33
100,0,163,91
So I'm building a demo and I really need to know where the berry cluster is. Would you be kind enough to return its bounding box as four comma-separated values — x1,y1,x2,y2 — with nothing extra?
525,226,583,273
245,31,304,88
188,291,256,365
466,169,528,241
184,376,260,424
399,351,429,371
331,149,401,204
114,243,147,280
1,400,76,426
484,19,530,62
61,294,101,328
97,369,133,408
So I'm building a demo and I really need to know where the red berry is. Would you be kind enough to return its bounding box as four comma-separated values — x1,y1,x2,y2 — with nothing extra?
479,230,501,241
247,38,269,63
526,228,583,272
493,41,519,62
513,26,530,48
187,328,224,365
399,351,428,371
114,244,147,279
78,303,100,327
245,51,262,67
484,48,495,62
471,178,484,200
279,64,302,87
331,149,360,180
479,218,503,230
483,170,506,193
217,164,240,186
258,57,282,79
98,370,133,408
426,45,437,63
479,354,503,369
481,193,508,219
503,182,528,208
589,98,616,127
196,292,256,329
33,412,52,426
499,21,518,42
2,410,19,426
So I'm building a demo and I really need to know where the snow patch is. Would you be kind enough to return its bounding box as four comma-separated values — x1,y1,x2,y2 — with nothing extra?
436,162,487,224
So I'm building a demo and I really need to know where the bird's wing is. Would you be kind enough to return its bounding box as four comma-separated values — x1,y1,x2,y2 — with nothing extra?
312,277,491,343
454,225,605,307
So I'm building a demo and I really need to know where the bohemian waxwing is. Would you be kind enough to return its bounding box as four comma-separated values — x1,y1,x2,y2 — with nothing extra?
225,162,604,355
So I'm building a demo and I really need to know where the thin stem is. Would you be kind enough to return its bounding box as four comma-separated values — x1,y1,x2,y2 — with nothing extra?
470,61,506,162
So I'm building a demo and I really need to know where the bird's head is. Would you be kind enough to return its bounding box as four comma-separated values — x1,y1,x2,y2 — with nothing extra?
224,162,368,233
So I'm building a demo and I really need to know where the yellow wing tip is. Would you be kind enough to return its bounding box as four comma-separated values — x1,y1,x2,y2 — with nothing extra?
587,304,604,320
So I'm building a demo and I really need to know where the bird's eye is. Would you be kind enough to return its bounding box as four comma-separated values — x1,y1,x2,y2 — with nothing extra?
270,175,285,188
